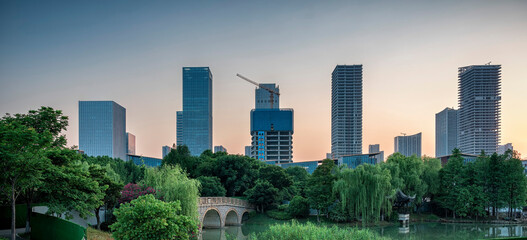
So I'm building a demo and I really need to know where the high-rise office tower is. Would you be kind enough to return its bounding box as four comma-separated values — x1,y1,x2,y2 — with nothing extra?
498,143,513,155
331,65,363,158
250,109,294,163
255,84,279,109
126,132,136,155
178,67,213,156
394,133,422,157
79,101,127,160
214,145,227,153
435,107,458,157
176,111,183,146
458,64,501,155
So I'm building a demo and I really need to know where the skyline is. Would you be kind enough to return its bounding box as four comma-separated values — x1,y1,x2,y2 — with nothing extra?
1,1,527,160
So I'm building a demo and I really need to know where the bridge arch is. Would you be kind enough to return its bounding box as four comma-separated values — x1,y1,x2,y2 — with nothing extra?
225,208,240,226
241,210,250,223
202,207,222,229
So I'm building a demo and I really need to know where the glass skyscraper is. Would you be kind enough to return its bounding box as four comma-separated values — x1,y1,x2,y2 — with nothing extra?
458,64,501,155
435,107,458,157
79,101,127,160
331,65,363,158
178,67,213,156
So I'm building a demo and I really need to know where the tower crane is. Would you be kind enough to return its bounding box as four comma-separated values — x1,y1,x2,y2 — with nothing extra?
236,73,280,109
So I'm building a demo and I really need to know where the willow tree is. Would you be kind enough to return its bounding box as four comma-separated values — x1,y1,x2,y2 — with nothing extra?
333,164,394,225
142,165,200,219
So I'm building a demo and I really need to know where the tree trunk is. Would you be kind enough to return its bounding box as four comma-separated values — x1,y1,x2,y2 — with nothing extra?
11,183,16,240
25,192,32,233
317,209,320,223
95,207,101,230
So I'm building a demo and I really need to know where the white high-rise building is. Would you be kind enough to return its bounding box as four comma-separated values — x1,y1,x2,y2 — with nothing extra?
394,133,422,157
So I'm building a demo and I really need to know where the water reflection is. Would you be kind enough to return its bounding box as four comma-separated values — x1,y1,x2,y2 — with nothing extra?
201,222,527,240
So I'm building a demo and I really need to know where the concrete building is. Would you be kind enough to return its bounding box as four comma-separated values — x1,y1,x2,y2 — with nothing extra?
435,107,458,157
255,84,279,109
498,143,513,155
394,133,422,157
79,101,127,160
250,109,294,163
326,153,333,160
331,65,363,158
162,145,172,158
126,132,136,155
214,145,227,153
368,144,384,163
178,67,213,155
458,64,501,155
244,146,251,157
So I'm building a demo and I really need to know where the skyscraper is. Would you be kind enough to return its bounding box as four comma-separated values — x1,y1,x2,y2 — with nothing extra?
179,67,213,156
458,64,501,155
394,133,422,157
255,84,279,109
126,132,136,155
79,101,127,160
331,65,363,158
435,107,458,157
250,109,294,163
176,111,183,146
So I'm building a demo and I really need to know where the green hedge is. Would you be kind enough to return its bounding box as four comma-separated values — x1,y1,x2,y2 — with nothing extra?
30,213,86,240
266,210,293,220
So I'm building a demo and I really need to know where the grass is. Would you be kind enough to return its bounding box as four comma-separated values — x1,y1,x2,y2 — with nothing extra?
87,227,113,240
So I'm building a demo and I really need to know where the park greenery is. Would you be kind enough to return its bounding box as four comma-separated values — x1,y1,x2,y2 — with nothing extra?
2,106,527,240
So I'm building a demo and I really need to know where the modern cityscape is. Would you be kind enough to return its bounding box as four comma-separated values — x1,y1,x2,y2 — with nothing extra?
2,1,527,240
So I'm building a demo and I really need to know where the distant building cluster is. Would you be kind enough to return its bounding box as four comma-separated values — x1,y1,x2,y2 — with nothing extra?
77,63,513,171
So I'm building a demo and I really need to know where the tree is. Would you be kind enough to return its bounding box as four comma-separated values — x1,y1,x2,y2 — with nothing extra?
502,150,527,218
333,164,393,225
486,152,506,219
285,167,309,197
142,166,200,219
287,196,310,218
245,180,279,212
197,176,226,197
421,157,441,200
118,183,156,204
306,159,336,222
386,153,425,210
88,164,123,229
162,145,199,177
214,155,261,196
438,148,465,219
110,195,198,240
0,120,46,240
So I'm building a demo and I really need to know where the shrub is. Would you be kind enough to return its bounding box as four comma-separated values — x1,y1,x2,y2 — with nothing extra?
251,221,387,240
110,195,197,240
287,196,310,218
118,183,156,204
278,204,289,211
266,210,293,220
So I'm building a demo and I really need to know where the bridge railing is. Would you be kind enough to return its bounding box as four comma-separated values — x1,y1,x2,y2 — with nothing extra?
199,197,252,208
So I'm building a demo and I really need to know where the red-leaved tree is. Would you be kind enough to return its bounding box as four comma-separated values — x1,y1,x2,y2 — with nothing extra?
119,183,157,204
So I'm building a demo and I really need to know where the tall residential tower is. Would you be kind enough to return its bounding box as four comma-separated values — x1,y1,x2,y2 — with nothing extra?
331,65,363,158
394,132,422,157
458,64,501,155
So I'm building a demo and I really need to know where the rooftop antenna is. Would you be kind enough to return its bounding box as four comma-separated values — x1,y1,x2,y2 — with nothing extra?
486,61,492,65
401,133,406,136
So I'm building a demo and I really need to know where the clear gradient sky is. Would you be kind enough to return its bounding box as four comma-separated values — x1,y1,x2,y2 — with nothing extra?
1,0,526,160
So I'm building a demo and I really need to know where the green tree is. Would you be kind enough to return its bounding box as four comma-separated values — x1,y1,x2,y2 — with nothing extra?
197,176,226,197
0,120,46,240
259,165,293,190
386,153,425,210
486,152,505,219
88,164,123,229
110,194,197,240
306,159,336,222
142,165,200,219
502,150,527,218
333,164,393,225
287,196,310,218
214,155,261,196
438,148,465,219
245,179,279,212
285,167,309,197
421,157,441,200
162,145,199,177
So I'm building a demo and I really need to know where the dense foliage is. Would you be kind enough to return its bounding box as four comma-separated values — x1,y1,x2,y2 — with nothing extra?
197,176,226,197
250,221,387,240
110,195,197,240
118,183,156,204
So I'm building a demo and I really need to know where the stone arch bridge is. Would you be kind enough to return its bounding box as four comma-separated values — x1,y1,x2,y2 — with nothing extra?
198,197,254,228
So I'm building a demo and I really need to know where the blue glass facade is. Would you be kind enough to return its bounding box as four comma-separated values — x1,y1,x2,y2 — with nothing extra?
250,109,294,162
127,154,162,168
79,101,126,160
181,67,213,156
278,161,320,174
250,109,294,131
338,154,378,169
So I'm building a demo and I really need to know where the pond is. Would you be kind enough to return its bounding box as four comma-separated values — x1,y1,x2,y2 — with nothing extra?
201,216,527,240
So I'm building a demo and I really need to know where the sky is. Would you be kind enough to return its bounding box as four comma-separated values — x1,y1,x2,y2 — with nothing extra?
1,0,526,160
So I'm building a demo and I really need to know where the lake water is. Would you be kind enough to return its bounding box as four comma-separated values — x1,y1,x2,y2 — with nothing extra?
201,220,527,240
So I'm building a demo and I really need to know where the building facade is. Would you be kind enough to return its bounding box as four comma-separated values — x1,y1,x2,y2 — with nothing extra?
162,145,172,158
331,65,363,158
126,132,136,155
79,101,127,160
435,107,458,157
368,144,384,163
498,143,513,155
338,153,382,169
394,132,422,157
458,64,501,155
176,111,183,146
245,146,251,157
255,83,279,109
214,145,227,153
250,109,294,163
179,67,213,155
127,154,162,168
